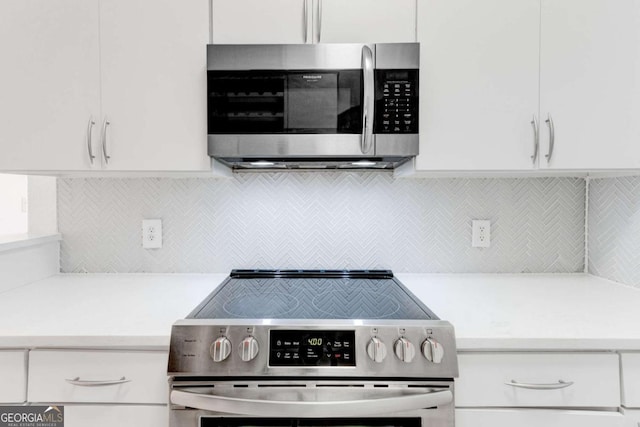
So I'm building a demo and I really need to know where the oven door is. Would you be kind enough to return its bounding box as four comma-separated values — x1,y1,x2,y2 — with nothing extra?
170,381,454,427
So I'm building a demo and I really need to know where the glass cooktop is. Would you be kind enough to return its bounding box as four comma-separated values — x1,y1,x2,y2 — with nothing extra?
188,270,437,320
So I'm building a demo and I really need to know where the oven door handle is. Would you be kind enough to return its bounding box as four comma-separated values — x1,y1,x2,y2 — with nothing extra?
170,388,453,417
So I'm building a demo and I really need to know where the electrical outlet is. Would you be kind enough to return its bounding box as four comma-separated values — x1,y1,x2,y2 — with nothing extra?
142,219,162,249
472,220,491,248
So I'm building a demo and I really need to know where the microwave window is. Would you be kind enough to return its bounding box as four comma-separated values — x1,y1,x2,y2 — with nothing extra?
287,73,337,131
208,70,362,134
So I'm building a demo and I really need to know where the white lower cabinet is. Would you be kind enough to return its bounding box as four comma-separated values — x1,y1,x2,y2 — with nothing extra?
622,353,640,407
456,408,623,427
64,404,167,427
456,352,623,427
0,351,27,403
622,409,640,427
456,352,620,408
28,350,168,404
26,350,169,427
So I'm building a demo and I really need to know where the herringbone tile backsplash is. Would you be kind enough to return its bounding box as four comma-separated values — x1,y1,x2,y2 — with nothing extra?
589,177,640,287
58,175,585,274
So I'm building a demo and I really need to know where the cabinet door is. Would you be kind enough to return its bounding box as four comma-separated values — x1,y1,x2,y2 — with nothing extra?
0,351,26,403
415,0,540,171
28,350,168,404
622,353,640,408
540,0,640,169
316,0,416,43
212,0,310,44
0,0,101,171
99,0,210,171
622,409,640,427
456,409,624,427
65,405,167,427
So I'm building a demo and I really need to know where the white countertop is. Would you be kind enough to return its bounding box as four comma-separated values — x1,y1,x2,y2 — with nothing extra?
0,274,227,349
397,273,640,351
1,272,639,351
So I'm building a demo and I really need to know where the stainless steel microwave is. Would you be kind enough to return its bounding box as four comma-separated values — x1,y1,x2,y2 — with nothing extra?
206,43,419,170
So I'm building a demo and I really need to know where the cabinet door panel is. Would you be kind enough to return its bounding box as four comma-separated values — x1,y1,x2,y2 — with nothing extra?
318,0,416,43
28,350,168,404
540,0,640,169
622,353,640,407
415,0,540,171
456,352,620,408
0,351,26,403
0,0,100,171
622,409,640,427
456,409,623,427
99,0,209,171
65,405,167,427
212,0,309,44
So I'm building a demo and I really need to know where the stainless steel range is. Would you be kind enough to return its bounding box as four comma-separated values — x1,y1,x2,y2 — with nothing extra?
168,270,458,427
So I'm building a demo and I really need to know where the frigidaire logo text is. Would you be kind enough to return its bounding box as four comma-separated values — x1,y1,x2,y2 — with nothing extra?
0,406,64,427
302,75,322,79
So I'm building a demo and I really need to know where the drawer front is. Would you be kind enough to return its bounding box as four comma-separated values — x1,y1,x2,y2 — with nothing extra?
28,350,168,404
622,353,640,408
456,352,620,408
64,405,167,427
622,409,640,427
0,351,26,403
456,408,624,427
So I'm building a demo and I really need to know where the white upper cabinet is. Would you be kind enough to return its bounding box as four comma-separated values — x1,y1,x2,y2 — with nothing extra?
0,0,101,171
0,0,209,173
316,0,416,43
211,0,415,45
539,0,640,170
415,0,540,171
99,0,209,171
211,0,311,44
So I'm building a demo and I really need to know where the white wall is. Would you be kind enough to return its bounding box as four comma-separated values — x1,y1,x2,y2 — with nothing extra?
28,176,58,235
0,174,28,235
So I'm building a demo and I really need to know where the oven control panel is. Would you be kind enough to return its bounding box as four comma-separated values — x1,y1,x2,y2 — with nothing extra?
269,330,356,367
168,322,458,378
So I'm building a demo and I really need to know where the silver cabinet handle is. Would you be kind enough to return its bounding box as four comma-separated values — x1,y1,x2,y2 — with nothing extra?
530,115,539,165
101,117,111,165
171,388,453,418
66,376,130,387
505,379,574,390
86,117,96,165
303,0,308,43
316,0,322,43
361,45,374,155
545,113,555,162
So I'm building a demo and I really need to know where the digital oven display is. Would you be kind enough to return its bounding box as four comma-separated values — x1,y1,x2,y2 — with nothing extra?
269,330,356,367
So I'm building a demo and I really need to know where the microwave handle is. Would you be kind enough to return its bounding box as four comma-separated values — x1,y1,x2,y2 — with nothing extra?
171,388,452,417
361,45,374,155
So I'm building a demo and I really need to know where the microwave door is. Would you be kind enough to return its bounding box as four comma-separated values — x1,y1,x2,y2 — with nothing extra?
286,73,338,132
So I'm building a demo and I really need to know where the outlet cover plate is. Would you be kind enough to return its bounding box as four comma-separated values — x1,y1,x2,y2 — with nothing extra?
472,219,491,248
142,219,162,249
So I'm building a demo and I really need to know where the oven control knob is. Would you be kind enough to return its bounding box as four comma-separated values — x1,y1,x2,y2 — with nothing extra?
366,337,387,363
210,336,232,362
394,337,416,363
422,337,444,364
239,336,259,362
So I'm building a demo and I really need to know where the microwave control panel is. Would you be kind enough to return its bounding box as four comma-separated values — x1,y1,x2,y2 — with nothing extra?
375,69,419,134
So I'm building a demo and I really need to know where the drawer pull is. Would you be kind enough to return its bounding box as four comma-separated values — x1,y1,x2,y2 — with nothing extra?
65,376,131,387
505,379,574,390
